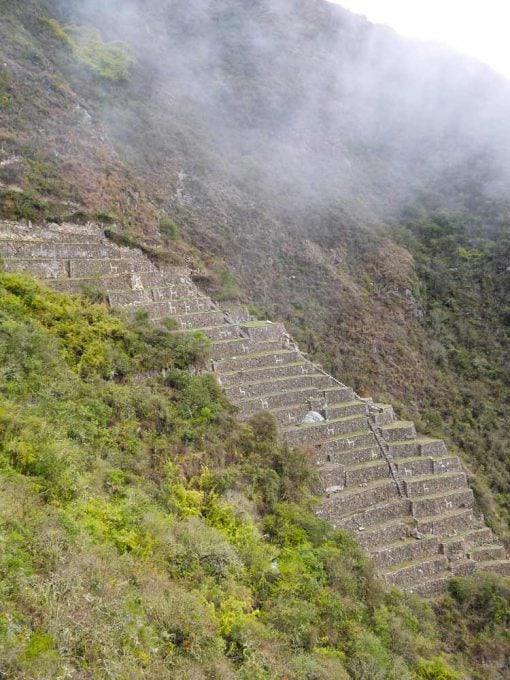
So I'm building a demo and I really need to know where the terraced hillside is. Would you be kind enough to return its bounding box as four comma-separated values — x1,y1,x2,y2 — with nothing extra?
1,219,508,596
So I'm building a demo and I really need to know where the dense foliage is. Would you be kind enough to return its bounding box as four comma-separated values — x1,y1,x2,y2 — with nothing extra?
395,204,510,531
42,18,133,81
1,271,506,679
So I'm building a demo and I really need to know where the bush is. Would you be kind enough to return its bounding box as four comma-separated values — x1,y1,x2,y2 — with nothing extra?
159,216,180,240
415,656,460,680
42,18,133,82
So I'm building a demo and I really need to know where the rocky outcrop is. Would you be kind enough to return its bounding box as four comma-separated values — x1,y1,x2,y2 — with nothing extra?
1,219,508,595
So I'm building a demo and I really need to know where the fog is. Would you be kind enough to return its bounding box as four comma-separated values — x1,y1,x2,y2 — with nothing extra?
47,0,510,232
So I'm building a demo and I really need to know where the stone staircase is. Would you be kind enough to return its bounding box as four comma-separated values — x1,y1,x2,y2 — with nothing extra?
1,220,509,596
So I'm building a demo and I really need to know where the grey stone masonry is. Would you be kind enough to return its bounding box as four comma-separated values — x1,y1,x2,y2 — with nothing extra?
1,218,508,595
357,519,414,550
372,535,440,570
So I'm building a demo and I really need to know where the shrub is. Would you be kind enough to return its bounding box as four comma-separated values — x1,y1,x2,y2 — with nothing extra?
415,656,460,680
42,18,133,81
104,227,139,248
159,216,180,240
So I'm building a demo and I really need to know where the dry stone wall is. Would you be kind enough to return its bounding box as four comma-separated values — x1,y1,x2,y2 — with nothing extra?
1,220,509,596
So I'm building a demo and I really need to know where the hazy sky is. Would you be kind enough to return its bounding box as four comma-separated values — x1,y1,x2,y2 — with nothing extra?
331,1,510,78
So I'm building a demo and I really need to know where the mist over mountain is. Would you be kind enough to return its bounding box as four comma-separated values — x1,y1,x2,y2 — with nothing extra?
42,0,510,223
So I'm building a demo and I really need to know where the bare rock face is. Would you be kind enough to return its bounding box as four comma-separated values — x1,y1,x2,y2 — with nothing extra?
1,218,509,595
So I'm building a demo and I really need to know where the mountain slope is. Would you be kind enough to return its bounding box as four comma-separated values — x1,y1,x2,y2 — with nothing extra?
0,0,509,525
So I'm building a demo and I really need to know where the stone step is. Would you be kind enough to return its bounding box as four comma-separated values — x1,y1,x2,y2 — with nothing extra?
318,480,399,520
194,324,241,342
322,385,356,403
384,555,449,588
318,458,390,492
35,221,104,236
403,471,468,498
0,229,104,243
462,527,496,548
326,400,368,420
369,403,396,426
372,535,440,571
210,338,284,361
2,257,71,279
0,220,103,238
317,462,346,493
408,574,451,597
419,439,449,457
101,267,192,290
475,560,510,576
275,403,320,427
319,443,381,468
69,257,157,278
395,455,462,478
216,349,301,373
239,322,286,342
332,498,412,532
357,519,414,550
5,219,505,598
169,310,227,330
440,527,494,560
53,278,198,302
440,535,467,560
320,432,377,459
380,421,417,443
411,488,474,519
113,297,214,317
416,508,477,538
450,560,477,577
271,399,366,429
107,286,205,308
283,414,369,446
237,386,321,417
388,437,447,460
222,373,333,401
468,545,506,562
0,241,124,260
344,460,391,486
218,361,313,388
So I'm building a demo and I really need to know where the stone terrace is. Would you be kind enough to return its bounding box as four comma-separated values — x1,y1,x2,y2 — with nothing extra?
1,220,508,596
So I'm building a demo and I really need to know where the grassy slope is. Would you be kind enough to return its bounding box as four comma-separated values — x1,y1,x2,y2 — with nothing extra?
0,271,508,678
0,271,467,679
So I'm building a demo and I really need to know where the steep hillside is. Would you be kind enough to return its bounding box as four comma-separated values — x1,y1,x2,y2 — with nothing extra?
3,219,508,598
0,0,509,526
1,2,510,674
0,266,509,679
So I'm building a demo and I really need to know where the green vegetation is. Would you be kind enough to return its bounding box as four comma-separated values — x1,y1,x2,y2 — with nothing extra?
1,270,504,678
0,71,11,109
436,575,510,677
104,226,139,249
70,26,133,81
396,208,510,532
24,159,63,196
0,190,46,222
42,18,133,81
213,267,245,303
159,216,180,240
